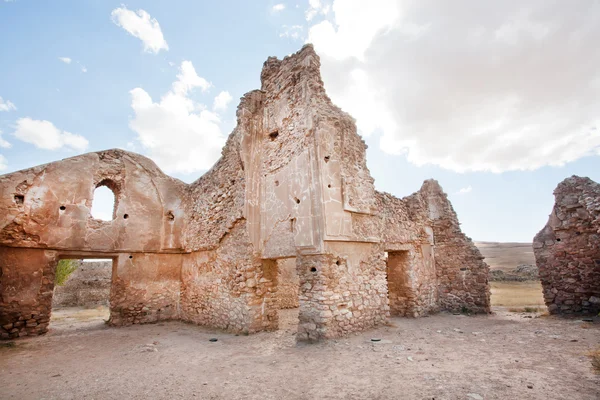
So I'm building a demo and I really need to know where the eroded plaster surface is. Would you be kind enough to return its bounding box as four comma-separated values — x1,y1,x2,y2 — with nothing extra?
0,45,489,340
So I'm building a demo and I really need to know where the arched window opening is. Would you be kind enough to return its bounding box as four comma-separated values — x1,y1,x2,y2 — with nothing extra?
91,181,117,221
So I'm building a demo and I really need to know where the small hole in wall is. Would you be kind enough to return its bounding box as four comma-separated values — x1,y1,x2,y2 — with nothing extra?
324,156,330,163
129,255,133,259
14,194,24,204
269,130,279,141
275,180,280,187
310,267,317,272
295,197,301,204
290,218,296,232
460,267,468,271
575,232,581,235
123,214,129,219
327,184,332,188
59,205,66,211
167,211,175,221
336,259,341,266
556,238,561,242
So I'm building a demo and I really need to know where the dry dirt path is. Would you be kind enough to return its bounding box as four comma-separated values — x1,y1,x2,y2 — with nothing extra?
1,309,598,400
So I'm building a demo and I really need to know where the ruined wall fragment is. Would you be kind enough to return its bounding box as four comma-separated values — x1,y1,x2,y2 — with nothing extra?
533,176,600,315
419,180,491,314
0,150,186,338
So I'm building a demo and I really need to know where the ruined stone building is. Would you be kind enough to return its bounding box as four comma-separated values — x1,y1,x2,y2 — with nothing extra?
534,176,600,315
0,45,490,341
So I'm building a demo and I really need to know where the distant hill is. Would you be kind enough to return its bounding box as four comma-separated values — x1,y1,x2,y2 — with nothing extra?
474,242,535,272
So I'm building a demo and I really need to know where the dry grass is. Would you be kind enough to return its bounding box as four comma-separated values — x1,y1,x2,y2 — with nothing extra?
589,347,600,374
475,242,535,272
490,281,545,307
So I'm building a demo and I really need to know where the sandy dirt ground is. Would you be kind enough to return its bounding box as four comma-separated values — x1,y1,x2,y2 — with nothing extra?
0,307,598,400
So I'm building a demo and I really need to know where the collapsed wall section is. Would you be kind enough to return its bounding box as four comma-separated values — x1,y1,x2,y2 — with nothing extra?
419,180,491,313
533,176,600,315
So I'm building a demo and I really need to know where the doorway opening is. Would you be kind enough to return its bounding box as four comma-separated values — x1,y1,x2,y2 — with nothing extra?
477,242,546,313
386,250,413,317
274,258,300,335
50,258,114,334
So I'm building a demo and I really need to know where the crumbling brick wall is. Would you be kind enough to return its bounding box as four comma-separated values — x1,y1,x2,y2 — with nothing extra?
533,176,600,315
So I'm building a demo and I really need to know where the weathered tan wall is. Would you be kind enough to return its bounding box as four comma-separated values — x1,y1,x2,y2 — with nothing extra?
533,176,600,315
0,150,187,252
52,260,112,307
385,244,438,317
180,220,279,334
297,243,389,341
0,247,56,338
108,253,181,326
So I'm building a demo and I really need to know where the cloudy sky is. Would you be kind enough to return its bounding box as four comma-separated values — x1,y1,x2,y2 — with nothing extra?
1,0,599,242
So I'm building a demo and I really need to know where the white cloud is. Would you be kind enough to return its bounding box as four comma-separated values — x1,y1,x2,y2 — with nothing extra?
456,186,473,195
0,96,16,112
128,61,228,174
173,61,211,94
306,0,331,21
58,57,72,64
11,118,89,151
80,65,87,73
272,3,286,12
0,130,11,148
280,25,304,40
213,91,232,112
0,155,6,171
111,6,169,54
308,1,600,172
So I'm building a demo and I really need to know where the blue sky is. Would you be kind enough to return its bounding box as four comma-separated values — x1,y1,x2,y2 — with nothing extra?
1,1,599,242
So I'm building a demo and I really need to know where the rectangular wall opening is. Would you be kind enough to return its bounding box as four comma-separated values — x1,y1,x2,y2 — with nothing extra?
49,258,114,334
386,250,412,317
275,257,299,335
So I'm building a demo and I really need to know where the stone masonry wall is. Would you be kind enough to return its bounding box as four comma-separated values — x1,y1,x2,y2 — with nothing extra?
0,248,56,339
52,260,112,308
533,176,600,315
180,219,279,334
297,243,389,341
420,180,491,314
